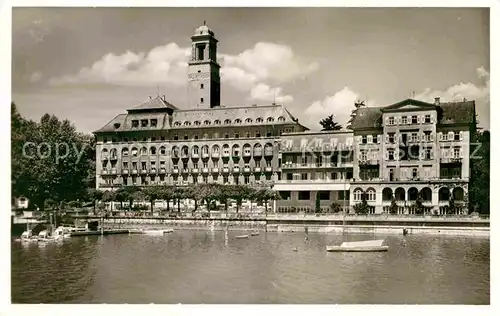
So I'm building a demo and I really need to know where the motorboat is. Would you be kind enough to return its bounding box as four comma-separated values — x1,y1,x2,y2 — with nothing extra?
235,234,249,239
250,232,259,236
326,239,388,252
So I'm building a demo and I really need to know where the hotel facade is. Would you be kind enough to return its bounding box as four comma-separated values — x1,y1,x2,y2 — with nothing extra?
94,24,476,215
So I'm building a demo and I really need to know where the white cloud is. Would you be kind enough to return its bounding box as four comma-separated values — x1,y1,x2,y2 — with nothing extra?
304,87,375,131
250,83,293,104
49,41,317,105
29,71,42,83
414,67,490,128
221,42,319,83
49,43,190,87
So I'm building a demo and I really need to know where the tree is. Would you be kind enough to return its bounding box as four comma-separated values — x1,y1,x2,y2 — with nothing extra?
319,114,342,131
389,195,398,215
255,188,280,216
353,193,369,215
330,201,342,213
158,185,175,213
469,130,489,214
86,188,103,214
11,103,94,211
143,186,161,214
315,192,321,213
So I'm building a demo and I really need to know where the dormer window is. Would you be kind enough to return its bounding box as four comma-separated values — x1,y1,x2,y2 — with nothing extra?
234,118,241,124
150,119,157,127
132,120,139,128
388,117,395,125
194,121,201,126
114,123,121,129
214,120,221,125
141,119,148,127
204,120,211,125
277,116,285,122
245,118,252,123
256,117,263,123
267,117,274,123
173,121,181,127
184,121,191,126
224,119,231,125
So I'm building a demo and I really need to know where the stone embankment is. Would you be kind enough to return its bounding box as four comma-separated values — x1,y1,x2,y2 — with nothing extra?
95,214,489,237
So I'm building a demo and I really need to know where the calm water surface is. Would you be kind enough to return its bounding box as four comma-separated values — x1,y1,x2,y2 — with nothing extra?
11,231,489,304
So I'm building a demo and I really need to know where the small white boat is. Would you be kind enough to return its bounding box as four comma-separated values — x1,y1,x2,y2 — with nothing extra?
37,230,55,242
53,226,72,240
235,235,249,239
250,232,259,236
326,239,388,252
142,229,174,235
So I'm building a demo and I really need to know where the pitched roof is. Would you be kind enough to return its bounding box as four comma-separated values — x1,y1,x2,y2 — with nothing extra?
128,96,178,112
349,100,476,130
94,102,308,133
171,104,305,128
349,107,383,130
439,101,475,125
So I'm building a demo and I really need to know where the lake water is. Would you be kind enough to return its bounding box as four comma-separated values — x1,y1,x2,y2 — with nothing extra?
11,230,489,304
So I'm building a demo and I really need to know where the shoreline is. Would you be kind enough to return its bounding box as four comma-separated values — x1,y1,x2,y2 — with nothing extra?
98,217,489,237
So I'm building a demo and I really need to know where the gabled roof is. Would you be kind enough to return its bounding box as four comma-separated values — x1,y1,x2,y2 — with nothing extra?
381,98,438,112
128,96,178,112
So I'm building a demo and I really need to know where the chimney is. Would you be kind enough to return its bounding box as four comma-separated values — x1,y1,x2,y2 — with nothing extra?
434,97,440,105
149,96,152,100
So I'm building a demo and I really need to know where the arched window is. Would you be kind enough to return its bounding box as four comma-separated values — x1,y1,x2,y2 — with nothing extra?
121,148,129,156
382,188,393,201
245,118,252,124
354,188,364,201
256,117,263,123
234,118,242,124
194,121,201,126
184,121,191,126
277,116,285,122
212,145,220,154
214,120,221,125
421,187,432,201
222,144,230,156
204,120,211,125
224,119,231,125
159,146,166,155
150,146,157,155
101,148,108,159
395,187,405,201
366,188,376,201
181,146,189,157
452,187,464,200
173,121,181,127
140,147,147,155
408,187,419,201
192,145,199,156
110,148,117,158
267,117,274,123
171,146,180,158
439,187,450,201
232,144,240,157
131,147,138,157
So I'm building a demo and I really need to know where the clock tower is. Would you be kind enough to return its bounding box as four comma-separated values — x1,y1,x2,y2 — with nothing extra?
188,22,221,109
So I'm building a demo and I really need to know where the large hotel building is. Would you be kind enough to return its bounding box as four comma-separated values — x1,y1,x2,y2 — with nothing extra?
94,24,476,215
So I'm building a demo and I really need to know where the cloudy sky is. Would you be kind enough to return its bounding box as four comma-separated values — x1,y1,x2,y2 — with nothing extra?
12,7,490,133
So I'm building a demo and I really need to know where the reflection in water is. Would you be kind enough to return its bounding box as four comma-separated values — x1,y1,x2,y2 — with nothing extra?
11,232,489,304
